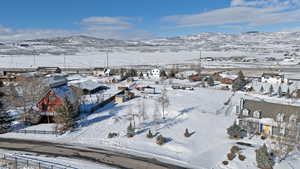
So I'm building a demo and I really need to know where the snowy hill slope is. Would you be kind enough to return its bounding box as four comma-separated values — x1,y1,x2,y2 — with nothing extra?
0,32,300,57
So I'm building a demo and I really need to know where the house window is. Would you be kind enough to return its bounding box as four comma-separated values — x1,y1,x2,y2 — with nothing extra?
253,111,261,119
280,126,286,135
289,114,297,123
242,109,249,116
276,113,284,122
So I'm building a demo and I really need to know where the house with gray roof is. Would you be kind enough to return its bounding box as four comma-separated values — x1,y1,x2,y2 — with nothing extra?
237,99,300,138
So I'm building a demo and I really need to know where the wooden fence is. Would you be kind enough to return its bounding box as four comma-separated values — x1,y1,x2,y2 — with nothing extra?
0,153,77,169
12,129,64,136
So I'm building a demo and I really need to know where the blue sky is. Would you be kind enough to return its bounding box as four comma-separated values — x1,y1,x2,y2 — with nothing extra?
0,0,300,40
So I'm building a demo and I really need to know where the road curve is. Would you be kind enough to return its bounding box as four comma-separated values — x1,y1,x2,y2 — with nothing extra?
0,138,188,169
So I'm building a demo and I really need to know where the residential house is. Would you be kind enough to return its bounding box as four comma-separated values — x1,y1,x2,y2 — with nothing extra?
43,76,68,88
213,72,238,84
261,73,286,84
175,71,198,79
36,67,62,74
93,68,111,77
150,68,161,79
237,99,300,138
69,80,107,95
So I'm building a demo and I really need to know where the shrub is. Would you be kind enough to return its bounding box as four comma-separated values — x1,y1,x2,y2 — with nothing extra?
107,132,118,138
227,153,236,161
156,135,166,145
227,123,243,138
230,146,241,154
239,154,246,161
146,129,153,138
184,128,190,137
222,161,229,165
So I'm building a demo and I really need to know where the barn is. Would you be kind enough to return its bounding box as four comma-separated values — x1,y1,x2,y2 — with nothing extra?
36,85,78,123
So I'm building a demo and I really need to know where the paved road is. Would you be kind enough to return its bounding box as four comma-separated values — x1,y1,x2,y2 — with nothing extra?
0,138,188,169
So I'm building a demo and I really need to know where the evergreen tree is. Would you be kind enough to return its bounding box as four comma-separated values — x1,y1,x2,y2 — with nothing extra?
127,122,135,138
54,97,79,132
0,88,13,134
278,86,282,98
260,85,264,94
146,129,153,138
269,85,274,96
232,71,247,91
287,87,291,98
160,70,167,78
256,144,274,169
139,72,144,79
0,112,13,134
207,77,214,86
227,123,242,138
237,70,245,80
184,128,190,137
201,78,206,88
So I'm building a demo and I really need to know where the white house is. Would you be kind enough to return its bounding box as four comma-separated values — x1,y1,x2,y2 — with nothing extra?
261,73,287,84
150,69,161,79
93,68,111,77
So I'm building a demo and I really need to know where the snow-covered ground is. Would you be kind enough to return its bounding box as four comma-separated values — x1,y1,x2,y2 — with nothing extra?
0,50,293,68
2,79,300,169
0,149,115,169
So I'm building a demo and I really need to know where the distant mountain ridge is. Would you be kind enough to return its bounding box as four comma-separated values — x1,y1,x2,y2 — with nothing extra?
0,32,299,56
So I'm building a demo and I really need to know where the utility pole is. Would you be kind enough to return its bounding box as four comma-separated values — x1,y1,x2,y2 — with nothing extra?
198,50,202,75
63,56,66,68
106,49,109,68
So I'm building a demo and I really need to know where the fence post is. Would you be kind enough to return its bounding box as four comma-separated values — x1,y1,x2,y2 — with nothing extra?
39,162,41,169
15,157,17,169
51,165,54,169
3,154,5,160
27,159,29,167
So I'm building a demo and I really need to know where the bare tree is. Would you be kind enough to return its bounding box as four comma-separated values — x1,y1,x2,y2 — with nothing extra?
158,87,169,119
152,102,160,125
137,98,147,121
7,78,48,122
273,114,290,162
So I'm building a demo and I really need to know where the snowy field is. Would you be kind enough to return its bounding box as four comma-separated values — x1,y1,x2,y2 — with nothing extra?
2,79,300,169
0,50,290,68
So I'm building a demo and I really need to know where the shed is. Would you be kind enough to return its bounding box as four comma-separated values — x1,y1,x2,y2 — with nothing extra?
69,80,107,95
115,95,125,103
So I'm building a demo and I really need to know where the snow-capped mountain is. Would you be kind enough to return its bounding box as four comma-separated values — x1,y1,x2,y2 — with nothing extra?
0,32,300,57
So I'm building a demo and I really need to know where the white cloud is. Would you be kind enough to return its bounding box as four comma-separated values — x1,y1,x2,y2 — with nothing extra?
80,16,131,26
0,16,152,41
0,25,13,35
161,0,300,30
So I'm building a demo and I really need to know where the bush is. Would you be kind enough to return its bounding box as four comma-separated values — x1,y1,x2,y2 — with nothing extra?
222,161,229,165
146,129,153,138
239,154,246,161
230,146,241,154
107,132,118,138
156,135,166,145
227,123,243,138
227,153,236,161
184,128,190,137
